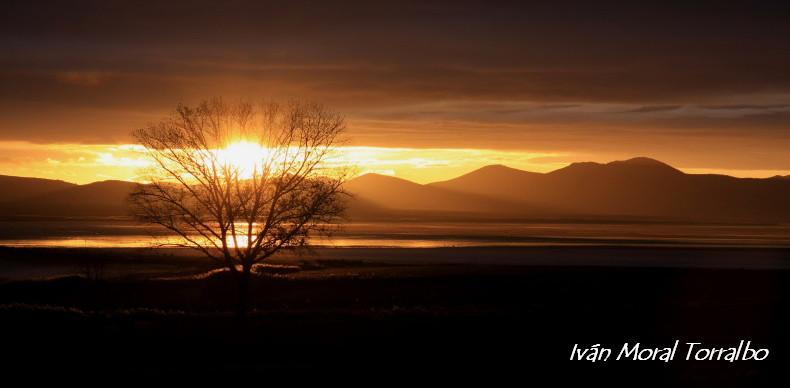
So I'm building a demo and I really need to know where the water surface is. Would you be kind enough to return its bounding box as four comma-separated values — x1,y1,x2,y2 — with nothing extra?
1,219,789,248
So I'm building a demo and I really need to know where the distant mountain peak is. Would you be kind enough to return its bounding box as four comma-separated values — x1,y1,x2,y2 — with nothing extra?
0,174,74,185
608,157,683,174
428,164,540,188
610,157,672,167
477,164,514,171
553,157,682,176
349,173,414,183
0,174,78,204
549,161,601,174
82,179,137,186
565,161,601,168
464,164,538,176
346,173,424,189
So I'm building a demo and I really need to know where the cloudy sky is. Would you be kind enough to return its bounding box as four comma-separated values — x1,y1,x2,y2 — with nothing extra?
2,0,790,183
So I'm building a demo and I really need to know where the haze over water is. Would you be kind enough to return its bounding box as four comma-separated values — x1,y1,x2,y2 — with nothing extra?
2,219,789,249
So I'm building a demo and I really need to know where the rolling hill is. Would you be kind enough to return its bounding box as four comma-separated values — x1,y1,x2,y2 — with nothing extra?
343,173,524,215
2,157,790,222
0,175,76,203
431,157,790,222
0,180,138,217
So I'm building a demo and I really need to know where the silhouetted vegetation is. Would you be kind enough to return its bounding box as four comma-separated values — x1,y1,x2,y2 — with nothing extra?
0,262,787,384
130,99,348,313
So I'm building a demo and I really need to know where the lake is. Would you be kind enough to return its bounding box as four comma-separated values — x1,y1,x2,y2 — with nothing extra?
1,218,789,248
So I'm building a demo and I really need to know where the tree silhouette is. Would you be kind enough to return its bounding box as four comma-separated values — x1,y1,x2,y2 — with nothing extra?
130,98,347,313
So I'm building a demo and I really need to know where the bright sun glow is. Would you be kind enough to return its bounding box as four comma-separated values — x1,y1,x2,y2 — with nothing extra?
214,141,270,177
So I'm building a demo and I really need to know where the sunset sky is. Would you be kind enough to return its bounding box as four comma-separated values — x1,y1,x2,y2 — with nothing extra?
2,1,790,184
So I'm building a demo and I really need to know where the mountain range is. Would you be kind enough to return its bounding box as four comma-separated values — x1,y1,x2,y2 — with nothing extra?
2,157,790,223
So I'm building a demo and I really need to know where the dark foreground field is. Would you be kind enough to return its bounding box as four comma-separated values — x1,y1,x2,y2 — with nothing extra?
1,247,789,385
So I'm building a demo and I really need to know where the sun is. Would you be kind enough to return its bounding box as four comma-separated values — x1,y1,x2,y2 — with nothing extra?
215,141,269,177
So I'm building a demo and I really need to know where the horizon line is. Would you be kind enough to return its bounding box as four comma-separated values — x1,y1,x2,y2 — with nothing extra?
4,156,788,187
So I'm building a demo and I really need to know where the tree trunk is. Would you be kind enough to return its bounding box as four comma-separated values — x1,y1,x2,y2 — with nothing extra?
236,263,252,317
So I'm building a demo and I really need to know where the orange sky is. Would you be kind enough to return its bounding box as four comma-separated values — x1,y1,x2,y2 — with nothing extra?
1,140,786,185
2,2,790,182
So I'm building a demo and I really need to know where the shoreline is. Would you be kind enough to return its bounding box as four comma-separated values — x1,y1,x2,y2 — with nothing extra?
2,245,790,282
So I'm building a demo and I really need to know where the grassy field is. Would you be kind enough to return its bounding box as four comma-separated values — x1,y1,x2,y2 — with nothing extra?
0,247,789,384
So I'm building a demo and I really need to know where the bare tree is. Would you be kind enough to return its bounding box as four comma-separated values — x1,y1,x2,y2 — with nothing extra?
130,98,348,313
